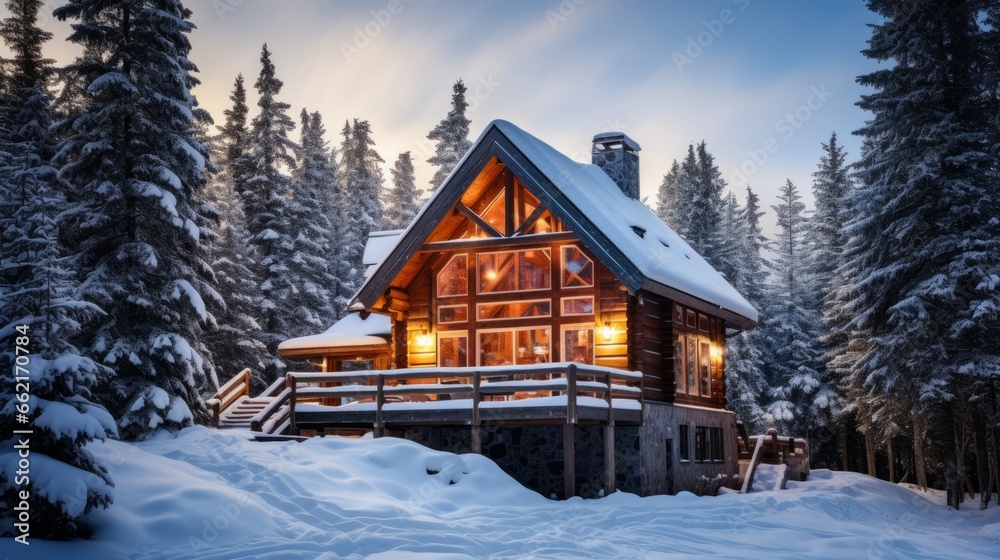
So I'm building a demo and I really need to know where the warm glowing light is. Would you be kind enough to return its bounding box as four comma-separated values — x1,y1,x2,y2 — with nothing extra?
600,322,613,341
710,345,722,360
485,269,497,281
416,329,434,349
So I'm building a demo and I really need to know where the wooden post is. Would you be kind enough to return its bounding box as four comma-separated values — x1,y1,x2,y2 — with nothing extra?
288,374,297,431
471,370,482,454
375,374,385,438
243,368,251,398
563,423,575,499
604,371,616,495
567,363,577,425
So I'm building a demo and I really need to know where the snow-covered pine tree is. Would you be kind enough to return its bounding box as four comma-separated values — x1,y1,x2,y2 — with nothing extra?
654,159,682,229
200,74,272,383
0,0,116,539
385,151,420,229
426,79,471,192
762,180,824,434
338,118,385,300
235,44,300,382
723,186,769,433
844,0,1000,509
805,133,850,432
52,0,217,439
289,107,337,330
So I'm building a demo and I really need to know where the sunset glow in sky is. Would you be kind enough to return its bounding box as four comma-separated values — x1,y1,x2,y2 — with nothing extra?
18,0,881,231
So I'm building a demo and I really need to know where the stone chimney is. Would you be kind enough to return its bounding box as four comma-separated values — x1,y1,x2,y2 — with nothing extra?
592,131,641,199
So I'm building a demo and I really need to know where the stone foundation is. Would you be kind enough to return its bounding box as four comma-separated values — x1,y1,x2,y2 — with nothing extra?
402,402,739,499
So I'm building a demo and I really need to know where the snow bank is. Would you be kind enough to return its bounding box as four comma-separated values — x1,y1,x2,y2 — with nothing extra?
9,426,998,559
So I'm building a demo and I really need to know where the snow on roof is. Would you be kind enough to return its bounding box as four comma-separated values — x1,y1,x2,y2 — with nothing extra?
491,120,758,322
363,230,404,278
278,312,392,352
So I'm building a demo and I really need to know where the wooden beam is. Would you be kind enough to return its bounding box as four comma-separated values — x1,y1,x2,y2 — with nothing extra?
471,370,482,454
604,424,616,496
513,203,548,237
504,169,515,236
456,202,504,238
418,232,578,253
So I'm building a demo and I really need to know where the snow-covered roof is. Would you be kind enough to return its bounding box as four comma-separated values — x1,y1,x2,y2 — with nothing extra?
353,120,757,325
492,120,757,323
278,312,392,353
363,230,403,278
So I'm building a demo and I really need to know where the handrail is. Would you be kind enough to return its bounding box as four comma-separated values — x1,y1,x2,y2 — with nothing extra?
250,387,292,433
741,435,767,493
285,362,643,437
207,368,251,426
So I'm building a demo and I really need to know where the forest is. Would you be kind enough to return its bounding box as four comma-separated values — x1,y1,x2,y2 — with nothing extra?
0,0,998,540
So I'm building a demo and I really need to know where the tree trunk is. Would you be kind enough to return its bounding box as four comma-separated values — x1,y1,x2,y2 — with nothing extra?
913,416,928,490
840,424,849,472
887,436,896,484
974,411,991,510
942,408,961,510
865,430,877,478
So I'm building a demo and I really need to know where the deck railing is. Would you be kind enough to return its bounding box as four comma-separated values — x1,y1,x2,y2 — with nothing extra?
206,368,251,427
283,362,644,448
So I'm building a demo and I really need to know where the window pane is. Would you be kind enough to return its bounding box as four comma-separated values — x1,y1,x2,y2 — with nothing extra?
437,254,468,297
516,328,551,365
563,327,594,364
675,335,686,394
700,342,711,397
562,246,594,288
478,300,551,321
698,314,709,332
562,296,594,316
479,190,506,236
519,249,551,291
478,252,517,293
480,331,514,366
438,305,468,324
679,424,689,461
687,338,698,396
439,335,467,367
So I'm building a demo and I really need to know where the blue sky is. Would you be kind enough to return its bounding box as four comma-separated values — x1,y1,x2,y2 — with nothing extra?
21,0,882,235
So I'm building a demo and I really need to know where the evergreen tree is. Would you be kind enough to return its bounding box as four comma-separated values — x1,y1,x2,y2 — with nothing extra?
235,44,299,382
385,151,420,229
52,0,217,439
721,187,769,432
289,107,337,329
201,74,272,382
338,118,385,301
762,180,824,434
0,0,116,538
654,159,682,228
426,79,471,191
841,0,1000,508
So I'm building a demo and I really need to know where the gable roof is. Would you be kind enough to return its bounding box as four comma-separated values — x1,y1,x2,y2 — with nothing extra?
352,120,758,328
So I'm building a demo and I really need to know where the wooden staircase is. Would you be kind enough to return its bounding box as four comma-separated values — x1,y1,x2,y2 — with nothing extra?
207,370,292,435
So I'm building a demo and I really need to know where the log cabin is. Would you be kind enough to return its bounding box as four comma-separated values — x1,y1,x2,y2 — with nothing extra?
261,120,759,498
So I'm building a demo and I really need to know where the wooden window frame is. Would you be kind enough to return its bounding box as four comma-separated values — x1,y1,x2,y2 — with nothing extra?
437,330,469,368
476,248,552,295
476,326,552,367
437,304,469,324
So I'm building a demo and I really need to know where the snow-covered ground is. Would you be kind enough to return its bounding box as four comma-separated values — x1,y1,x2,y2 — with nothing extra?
7,426,999,559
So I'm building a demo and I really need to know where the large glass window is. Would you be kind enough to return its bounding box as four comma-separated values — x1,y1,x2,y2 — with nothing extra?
480,190,506,236
478,249,551,293
700,341,711,397
438,332,468,367
561,245,594,288
562,325,595,364
479,327,551,366
687,337,698,397
477,299,551,322
436,254,468,297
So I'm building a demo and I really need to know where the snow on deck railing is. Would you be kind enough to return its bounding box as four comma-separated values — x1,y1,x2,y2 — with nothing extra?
283,362,644,450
